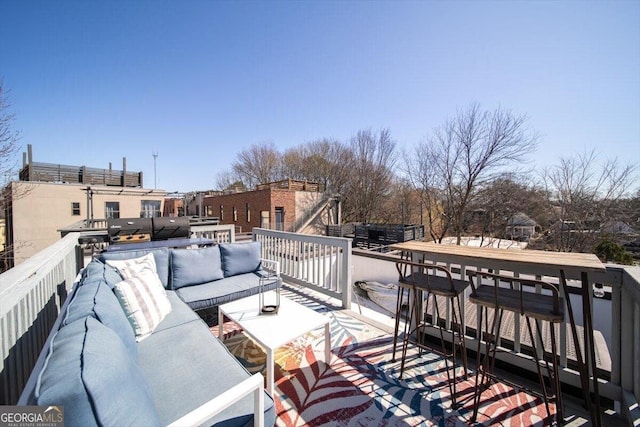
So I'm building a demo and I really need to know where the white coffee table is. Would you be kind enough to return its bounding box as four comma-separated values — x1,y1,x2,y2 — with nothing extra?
218,292,331,395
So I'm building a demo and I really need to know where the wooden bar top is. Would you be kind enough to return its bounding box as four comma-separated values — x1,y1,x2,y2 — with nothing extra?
390,241,605,275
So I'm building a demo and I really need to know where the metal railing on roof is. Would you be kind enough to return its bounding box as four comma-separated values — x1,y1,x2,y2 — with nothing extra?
19,162,143,187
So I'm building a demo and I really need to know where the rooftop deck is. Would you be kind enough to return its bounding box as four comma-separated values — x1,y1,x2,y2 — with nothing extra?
210,282,621,425
1,224,638,425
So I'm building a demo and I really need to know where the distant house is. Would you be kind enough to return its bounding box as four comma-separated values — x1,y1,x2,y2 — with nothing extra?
505,212,537,240
601,220,637,237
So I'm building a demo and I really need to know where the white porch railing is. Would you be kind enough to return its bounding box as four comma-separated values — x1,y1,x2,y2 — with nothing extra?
190,223,235,243
0,233,83,405
253,228,352,308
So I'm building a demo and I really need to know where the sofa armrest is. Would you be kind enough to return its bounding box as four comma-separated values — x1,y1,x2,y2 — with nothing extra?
260,258,280,278
167,373,265,427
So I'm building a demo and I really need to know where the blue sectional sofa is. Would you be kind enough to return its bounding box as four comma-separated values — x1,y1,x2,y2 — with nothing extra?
19,241,280,427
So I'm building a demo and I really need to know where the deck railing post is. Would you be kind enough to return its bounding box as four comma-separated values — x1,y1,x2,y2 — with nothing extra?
342,239,352,309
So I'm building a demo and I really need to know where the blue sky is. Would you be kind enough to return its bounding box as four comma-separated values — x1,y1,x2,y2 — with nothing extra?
2,1,639,193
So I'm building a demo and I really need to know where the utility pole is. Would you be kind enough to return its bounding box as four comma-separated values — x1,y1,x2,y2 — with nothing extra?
152,151,158,189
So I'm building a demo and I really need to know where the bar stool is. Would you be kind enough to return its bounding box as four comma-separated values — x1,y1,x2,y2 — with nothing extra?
468,271,564,424
395,260,470,407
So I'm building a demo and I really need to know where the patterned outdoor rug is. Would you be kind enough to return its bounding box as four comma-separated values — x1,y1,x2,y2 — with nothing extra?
208,286,555,426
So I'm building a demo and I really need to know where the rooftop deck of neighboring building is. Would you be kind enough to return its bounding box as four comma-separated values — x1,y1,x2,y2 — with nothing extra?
18,144,144,187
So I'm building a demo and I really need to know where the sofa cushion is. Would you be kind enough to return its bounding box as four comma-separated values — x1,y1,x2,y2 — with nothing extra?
36,317,160,427
105,252,158,279
82,258,123,289
62,281,137,358
220,241,262,277
137,319,275,426
175,273,279,311
113,269,172,341
170,246,224,289
99,248,170,289
153,291,202,333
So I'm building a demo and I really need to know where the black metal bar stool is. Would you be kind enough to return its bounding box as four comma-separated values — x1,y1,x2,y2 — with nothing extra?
395,260,470,407
468,271,565,424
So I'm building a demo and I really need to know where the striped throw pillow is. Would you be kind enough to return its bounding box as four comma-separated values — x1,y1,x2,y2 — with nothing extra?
113,269,172,341
106,253,158,280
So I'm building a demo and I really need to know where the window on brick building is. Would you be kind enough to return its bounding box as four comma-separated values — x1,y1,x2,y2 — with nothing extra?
246,203,251,222
233,206,237,222
220,205,224,221
275,207,285,231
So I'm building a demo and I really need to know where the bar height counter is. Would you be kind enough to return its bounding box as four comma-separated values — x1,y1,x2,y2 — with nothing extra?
390,241,606,426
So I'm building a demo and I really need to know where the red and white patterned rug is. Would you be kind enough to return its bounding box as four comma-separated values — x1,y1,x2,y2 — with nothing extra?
210,287,554,426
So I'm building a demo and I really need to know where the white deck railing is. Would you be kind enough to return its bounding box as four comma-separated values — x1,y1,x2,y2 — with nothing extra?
252,228,352,308
0,233,82,405
190,223,235,243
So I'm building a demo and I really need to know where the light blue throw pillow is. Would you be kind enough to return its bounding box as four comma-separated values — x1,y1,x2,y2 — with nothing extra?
99,248,170,289
170,245,224,289
219,241,262,277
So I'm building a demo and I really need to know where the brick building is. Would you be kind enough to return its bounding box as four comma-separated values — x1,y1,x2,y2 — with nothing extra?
201,180,331,234
163,196,184,217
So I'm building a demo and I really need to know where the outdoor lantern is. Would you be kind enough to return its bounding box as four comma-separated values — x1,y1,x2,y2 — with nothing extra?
259,271,280,314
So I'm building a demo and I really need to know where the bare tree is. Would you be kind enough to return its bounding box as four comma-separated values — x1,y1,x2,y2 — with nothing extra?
408,104,539,244
215,169,247,193
280,148,307,182
471,175,550,244
342,128,396,223
231,142,282,189
403,145,452,242
1,80,23,272
542,150,637,252
381,178,422,225
0,80,20,188
281,138,354,196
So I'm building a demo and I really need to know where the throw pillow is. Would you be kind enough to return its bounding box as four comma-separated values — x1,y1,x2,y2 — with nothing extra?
219,241,262,277
113,269,172,341
106,252,158,280
170,246,224,289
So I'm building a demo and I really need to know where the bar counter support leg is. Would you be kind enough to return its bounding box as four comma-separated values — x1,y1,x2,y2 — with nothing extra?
582,271,601,427
560,269,600,426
